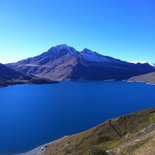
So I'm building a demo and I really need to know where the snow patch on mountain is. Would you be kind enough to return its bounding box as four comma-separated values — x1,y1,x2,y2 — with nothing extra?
131,61,155,67
81,48,110,63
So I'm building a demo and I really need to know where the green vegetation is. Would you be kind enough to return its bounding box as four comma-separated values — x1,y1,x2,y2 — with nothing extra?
44,108,155,155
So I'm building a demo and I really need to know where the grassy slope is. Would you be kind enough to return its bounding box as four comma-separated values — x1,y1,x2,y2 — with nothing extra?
44,108,155,155
114,129,155,155
128,72,155,84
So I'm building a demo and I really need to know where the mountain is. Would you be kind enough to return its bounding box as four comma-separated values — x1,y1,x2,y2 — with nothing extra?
27,107,155,155
128,72,155,84
0,63,57,87
0,63,30,83
132,61,155,67
7,44,155,81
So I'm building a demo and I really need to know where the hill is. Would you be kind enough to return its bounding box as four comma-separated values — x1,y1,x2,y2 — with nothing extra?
0,63,31,85
7,45,155,81
0,63,57,87
37,108,155,155
128,72,155,84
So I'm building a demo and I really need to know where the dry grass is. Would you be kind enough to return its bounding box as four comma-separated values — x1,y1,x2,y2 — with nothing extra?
43,108,155,155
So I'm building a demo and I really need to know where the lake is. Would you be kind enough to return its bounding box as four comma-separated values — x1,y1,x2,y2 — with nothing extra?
0,82,155,154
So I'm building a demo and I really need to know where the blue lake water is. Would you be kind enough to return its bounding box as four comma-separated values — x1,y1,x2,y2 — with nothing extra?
0,82,155,154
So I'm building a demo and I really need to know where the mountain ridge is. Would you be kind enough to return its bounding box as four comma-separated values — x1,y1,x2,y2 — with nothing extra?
7,44,155,81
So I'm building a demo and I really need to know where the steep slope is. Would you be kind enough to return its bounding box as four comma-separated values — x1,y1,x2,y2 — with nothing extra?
7,45,155,81
128,72,155,84
7,45,79,81
42,108,155,155
69,50,155,81
0,63,30,83
0,63,57,87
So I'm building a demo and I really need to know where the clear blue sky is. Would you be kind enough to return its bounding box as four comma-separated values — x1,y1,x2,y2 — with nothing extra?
0,0,155,63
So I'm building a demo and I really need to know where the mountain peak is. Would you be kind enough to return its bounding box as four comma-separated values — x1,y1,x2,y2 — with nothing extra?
7,45,155,81
53,44,70,49
48,44,79,55
81,48,95,54
80,48,111,63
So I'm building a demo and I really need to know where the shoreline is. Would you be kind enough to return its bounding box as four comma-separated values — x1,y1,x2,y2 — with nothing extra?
126,80,155,86
1,80,155,154
18,136,68,155
1,80,155,89
0,80,59,88
18,107,155,155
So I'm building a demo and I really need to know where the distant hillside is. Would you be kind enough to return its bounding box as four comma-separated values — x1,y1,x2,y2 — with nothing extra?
42,108,155,155
0,63,57,87
7,44,155,81
128,72,155,84
0,63,30,83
